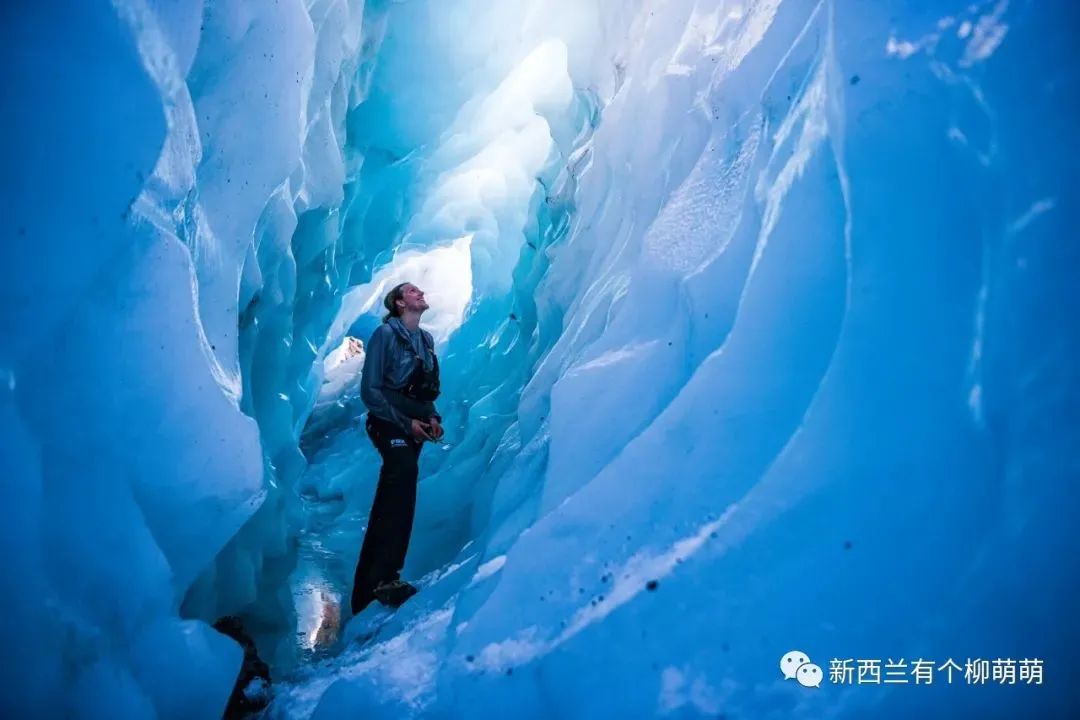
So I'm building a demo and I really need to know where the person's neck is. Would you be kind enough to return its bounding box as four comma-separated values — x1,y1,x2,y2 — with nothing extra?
399,310,422,331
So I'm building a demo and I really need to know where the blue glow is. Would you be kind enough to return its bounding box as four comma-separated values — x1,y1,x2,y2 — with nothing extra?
1,1,1076,718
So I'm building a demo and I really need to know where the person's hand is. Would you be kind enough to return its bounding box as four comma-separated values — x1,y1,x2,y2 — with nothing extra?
428,417,444,441
410,419,433,442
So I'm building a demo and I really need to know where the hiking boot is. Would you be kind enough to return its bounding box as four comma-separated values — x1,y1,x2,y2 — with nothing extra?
373,579,418,608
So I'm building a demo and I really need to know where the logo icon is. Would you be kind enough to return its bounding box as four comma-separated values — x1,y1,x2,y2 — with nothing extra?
797,662,823,687
780,650,822,688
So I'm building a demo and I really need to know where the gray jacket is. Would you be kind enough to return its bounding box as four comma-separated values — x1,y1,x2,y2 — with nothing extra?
360,318,440,433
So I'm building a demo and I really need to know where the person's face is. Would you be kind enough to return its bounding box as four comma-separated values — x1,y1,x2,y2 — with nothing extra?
398,284,429,313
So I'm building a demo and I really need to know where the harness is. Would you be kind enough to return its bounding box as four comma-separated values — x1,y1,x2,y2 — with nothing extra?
382,327,441,419
402,330,441,402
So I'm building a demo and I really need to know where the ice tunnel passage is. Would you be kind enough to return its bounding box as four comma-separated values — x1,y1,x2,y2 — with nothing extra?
254,29,605,674
3,1,1079,719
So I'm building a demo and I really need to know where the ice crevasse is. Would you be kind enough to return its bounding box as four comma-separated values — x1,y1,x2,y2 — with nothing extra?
1,0,1077,719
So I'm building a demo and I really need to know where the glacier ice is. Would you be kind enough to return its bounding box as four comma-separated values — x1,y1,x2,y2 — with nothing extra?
2,0,1078,718
3,0,368,715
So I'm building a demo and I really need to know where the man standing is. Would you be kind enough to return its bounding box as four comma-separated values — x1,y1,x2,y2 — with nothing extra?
351,282,443,614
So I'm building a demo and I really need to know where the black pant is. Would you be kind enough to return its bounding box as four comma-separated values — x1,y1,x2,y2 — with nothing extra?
351,414,423,614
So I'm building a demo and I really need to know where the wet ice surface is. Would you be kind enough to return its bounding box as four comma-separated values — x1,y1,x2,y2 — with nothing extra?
279,495,356,667
268,493,477,719
269,576,464,720
266,415,467,715
269,424,372,674
267,411,485,717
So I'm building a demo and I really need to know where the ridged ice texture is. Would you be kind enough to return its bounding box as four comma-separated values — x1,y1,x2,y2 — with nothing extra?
2,0,1077,719
276,1,1079,719
2,0,371,717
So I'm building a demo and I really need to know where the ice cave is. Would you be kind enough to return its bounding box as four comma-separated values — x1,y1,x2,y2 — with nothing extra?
2,0,1077,718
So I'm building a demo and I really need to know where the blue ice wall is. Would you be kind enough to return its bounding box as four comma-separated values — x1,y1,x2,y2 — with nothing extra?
2,1,1077,719
2,0,372,716
283,1,1080,718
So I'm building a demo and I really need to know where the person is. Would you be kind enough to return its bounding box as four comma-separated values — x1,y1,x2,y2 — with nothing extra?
350,282,444,614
